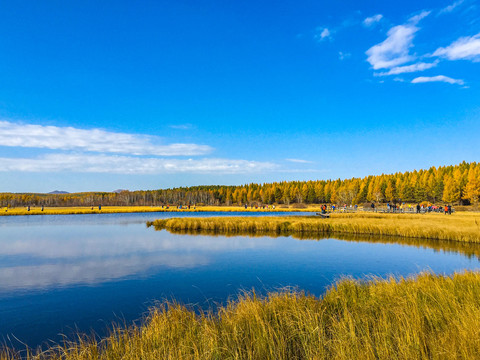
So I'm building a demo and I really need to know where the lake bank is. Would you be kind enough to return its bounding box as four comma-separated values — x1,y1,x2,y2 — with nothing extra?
3,205,477,216
0,205,317,216
4,271,480,359
148,212,480,243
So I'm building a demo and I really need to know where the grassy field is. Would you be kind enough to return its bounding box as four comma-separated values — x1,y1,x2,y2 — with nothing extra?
0,205,323,216
3,271,480,359
148,212,480,243
1,204,477,217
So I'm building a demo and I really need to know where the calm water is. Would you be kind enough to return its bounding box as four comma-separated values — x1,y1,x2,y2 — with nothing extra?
1,211,479,349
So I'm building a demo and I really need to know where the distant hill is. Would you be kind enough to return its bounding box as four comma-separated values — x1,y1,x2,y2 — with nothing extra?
48,190,70,194
113,189,128,193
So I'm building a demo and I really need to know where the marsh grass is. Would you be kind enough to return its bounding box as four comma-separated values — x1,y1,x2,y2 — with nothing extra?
148,212,480,243
3,272,480,359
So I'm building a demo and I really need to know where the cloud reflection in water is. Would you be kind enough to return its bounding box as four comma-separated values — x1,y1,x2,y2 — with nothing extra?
0,224,274,293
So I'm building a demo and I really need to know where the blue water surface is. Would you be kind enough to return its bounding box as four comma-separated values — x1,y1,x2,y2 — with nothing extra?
0,211,479,349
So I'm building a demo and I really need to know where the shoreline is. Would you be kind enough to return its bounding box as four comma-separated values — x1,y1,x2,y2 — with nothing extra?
0,205,316,216
2,205,477,217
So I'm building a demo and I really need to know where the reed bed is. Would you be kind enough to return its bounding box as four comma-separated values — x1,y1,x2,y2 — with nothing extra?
148,212,480,243
3,271,480,360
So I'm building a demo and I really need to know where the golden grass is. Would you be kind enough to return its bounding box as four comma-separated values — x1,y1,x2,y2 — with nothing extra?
148,212,480,243
0,205,321,216
4,271,480,359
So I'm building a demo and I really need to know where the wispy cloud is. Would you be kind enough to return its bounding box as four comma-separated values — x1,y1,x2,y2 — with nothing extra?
0,121,212,156
169,124,195,130
0,154,278,174
363,14,383,27
366,11,430,70
285,158,314,164
375,60,439,75
338,51,351,60
439,0,464,14
432,33,480,61
314,27,332,42
408,10,431,24
411,75,465,85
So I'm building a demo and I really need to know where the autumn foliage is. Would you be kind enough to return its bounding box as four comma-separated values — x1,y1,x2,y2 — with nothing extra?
1,162,479,207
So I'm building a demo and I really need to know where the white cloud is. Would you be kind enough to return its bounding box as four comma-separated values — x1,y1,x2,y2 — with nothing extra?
363,14,383,27
314,27,332,42
366,25,417,69
285,158,314,164
432,33,480,61
439,0,464,14
366,11,430,70
338,51,351,60
0,154,278,174
411,75,465,85
0,121,212,156
408,10,431,24
375,60,439,75
169,124,195,130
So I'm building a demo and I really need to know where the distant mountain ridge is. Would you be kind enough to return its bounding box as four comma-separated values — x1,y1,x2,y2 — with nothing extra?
48,190,70,194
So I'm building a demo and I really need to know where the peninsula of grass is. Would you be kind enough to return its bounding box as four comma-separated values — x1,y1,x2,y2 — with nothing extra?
148,212,480,243
4,271,480,359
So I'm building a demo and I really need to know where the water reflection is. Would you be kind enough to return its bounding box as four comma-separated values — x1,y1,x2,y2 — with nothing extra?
163,228,480,260
0,254,209,291
3,222,480,294
0,226,275,293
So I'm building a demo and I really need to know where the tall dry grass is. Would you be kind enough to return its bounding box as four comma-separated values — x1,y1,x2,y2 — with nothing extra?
148,212,480,243
3,272,480,359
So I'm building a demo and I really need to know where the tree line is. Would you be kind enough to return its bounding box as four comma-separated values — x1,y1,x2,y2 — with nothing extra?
1,161,479,208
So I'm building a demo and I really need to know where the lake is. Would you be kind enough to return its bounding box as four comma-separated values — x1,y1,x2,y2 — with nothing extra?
1,212,479,350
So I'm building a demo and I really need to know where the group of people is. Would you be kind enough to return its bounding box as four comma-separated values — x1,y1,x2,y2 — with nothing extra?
320,202,455,214
444,204,453,215
414,204,453,214
386,203,400,212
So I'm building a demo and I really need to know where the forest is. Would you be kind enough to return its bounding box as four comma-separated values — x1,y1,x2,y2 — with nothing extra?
1,161,479,208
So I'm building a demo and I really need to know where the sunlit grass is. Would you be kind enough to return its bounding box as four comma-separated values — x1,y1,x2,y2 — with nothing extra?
148,212,480,243
0,205,322,216
2,204,478,217
3,272,480,359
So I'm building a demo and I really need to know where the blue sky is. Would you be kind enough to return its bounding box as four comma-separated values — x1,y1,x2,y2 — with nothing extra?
0,0,479,192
